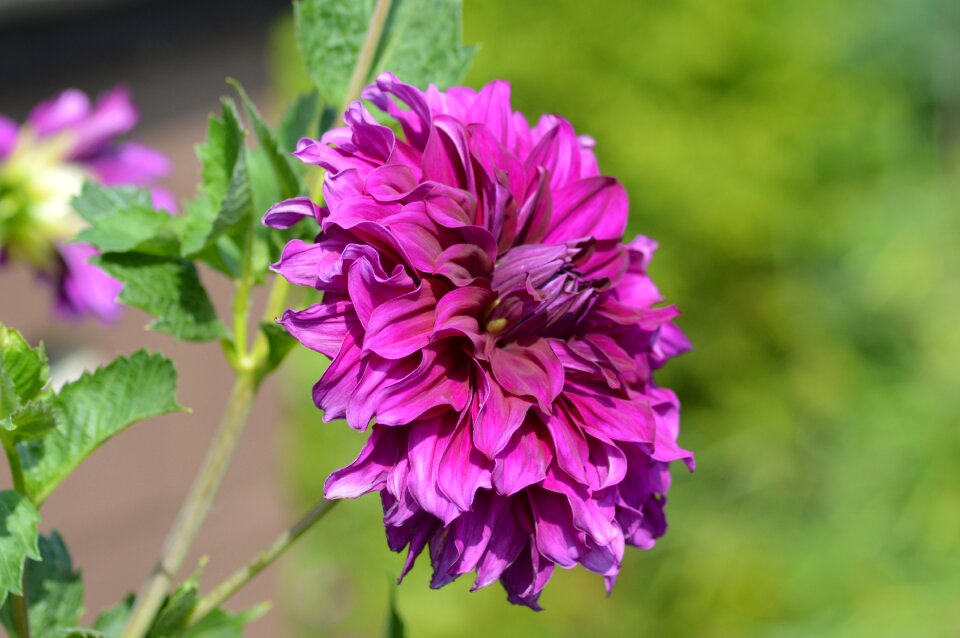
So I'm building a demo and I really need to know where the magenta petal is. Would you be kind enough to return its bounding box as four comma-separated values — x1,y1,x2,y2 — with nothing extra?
489,339,564,412
500,541,555,611
543,403,591,485
347,256,415,327
262,196,323,229
27,88,91,136
312,329,364,421
278,300,359,358
374,344,471,425
437,415,493,510
474,371,531,458
545,176,628,244
325,425,401,498
406,414,461,524
0,115,18,158
55,242,123,322
363,281,439,359
529,488,580,568
473,496,527,590
492,418,552,496
432,285,494,343
88,142,171,187
542,468,619,547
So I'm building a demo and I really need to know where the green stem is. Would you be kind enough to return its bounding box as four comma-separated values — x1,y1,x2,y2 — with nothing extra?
187,499,340,626
339,0,393,116
120,371,258,638
232,225,257,369
4,443,31,638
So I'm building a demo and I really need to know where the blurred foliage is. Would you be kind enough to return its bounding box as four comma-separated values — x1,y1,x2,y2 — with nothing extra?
269,0,960,636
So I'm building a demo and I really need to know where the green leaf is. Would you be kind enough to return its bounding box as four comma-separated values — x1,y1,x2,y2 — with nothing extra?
93,253,227,342
295,0,374,105
0,400,62,443
0,532,84,638
185,603,269,638
229,79,303,200
373,0,476,91
92,595,134,637
53,630,109,638
71,184,155,222
72,183,179,257
383,583,405,638
0,491,40,606
146,578,199,638
277,91,321,154
17,351,184,505
0,325,48,414
257,322,297,378
295,0,475,107
180,99,251,258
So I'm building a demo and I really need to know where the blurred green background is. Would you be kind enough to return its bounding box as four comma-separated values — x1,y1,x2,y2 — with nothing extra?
270,1,960,636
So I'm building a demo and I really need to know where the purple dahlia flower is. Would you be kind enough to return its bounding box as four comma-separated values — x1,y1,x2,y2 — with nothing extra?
0,87,172,321
266,72,693,609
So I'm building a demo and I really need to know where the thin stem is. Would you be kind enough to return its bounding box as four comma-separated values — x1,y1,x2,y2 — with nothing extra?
9,593,30,638
339,0,393,116
3,443,31,638
187,499,340,626
232,225,257,369
120,371,258,638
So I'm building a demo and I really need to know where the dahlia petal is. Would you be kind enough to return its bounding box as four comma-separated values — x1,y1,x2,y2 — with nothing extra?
278,300,358,358
406,414,461,524
489,339,564,413
55,242,123,322
543,404,591,485
545,177,628,244
526,116,581,191
346,355,419,431
529,488,580,568
324,425,401,498
271,239,330,288
365,164,419,201
585,432,629,490
515,167,552,245
500,542,554,611
474,371,531,458
542,468,619,547
262,196,322,229
0,115,18,158
654,322,693,363
383,496,438,581
374,343,471,425
364,281,439,359
650,387,695,469
492,243,574,294
437,413,493,510
468,124,527,207
432,285,494,347
422,116,474,191
564,381,657,444
466,80,513,147
344,101,395,162
364,71,434,150
433,243,494,287
430,490,500,588
312,328,364,421
27,88,91,136
492,418,552,496
473,497,527,590
87,142,171,187
347,256,415,327
69,86,139,157
322,167,365,209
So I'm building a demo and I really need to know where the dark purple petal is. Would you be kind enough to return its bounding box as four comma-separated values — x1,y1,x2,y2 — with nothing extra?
262,197,323,229
489,339,564,413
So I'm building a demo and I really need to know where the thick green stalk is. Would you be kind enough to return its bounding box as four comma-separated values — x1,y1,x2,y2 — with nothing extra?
4,443,31,638
339,0,393,116
187,499,340,626
120,370,258,638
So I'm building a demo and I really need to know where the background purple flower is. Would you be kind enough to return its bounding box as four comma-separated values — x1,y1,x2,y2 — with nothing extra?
0,87,172,322
267,72,692,609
